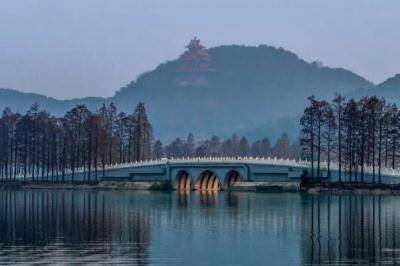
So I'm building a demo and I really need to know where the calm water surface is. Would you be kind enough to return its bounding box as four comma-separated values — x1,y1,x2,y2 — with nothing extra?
0,190,400,265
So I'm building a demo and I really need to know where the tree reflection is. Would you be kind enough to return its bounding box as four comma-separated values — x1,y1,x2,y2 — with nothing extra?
0,190,151,265
2,190,400,265
302,194,400,264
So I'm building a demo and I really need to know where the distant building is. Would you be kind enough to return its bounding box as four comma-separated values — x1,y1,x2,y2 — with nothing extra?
178,37,213,73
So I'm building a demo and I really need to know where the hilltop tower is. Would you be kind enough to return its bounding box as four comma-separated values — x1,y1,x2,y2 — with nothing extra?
178,37,213,73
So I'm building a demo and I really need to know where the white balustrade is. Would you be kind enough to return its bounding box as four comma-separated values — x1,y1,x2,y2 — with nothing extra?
14,156,400,179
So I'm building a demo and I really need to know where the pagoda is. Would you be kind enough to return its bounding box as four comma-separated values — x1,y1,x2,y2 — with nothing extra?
178,37,213,73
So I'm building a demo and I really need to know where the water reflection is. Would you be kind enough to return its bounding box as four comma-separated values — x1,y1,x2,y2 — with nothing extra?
0,191,152,265
1,190,400,265
197,190,219,207
226,192,239,207
302,194,400,265
176,190,191,208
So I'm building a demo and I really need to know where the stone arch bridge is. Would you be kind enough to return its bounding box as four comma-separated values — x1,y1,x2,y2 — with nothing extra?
64,157,400,190
99,157,307,190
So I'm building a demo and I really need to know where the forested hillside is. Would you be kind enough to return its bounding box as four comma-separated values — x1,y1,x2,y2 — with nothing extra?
112,43,373,140
355,74,400,103
0,88,104,116
0,40,375,141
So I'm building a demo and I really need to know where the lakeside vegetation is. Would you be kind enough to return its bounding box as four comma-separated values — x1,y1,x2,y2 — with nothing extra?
301,94,400,184
0,103,153,182
301,180,400,195
0,102,298,183
162,132,299,160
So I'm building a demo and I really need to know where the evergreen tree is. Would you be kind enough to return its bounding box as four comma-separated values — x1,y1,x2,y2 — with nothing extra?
209,135,221,156
250,140,261,156
273,133,293,159
185,133,195,157
107,103,117,165
238,137,250,157
166,138,185,158
260,138,272,157
231,133,240,156
195,145,208,157
0,101,156,181
300,95,399,183
300,96,316,177
332,93,345,182
222,139,234,156
133,103,153,161
152,140,164,159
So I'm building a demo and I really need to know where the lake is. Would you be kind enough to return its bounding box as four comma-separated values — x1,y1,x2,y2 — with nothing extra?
0,190,399,265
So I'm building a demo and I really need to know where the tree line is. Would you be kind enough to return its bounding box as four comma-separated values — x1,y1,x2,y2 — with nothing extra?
301,94,399,183
154,132,300,159
0,100,301,183
0,102,153,182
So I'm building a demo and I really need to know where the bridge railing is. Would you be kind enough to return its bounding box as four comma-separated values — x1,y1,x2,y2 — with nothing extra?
11,156,400,179
60,156,400,176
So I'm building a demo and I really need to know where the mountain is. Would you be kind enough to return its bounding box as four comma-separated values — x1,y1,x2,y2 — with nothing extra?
0,41,374,141
112,43,373,140
354,74,400,104
0,88,106,116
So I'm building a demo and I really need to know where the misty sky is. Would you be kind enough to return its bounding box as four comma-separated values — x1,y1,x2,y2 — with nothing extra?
1,0,399,99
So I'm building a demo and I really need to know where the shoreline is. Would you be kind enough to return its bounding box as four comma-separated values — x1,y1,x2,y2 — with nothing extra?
1,180,400,195
0,180,171,191
0,180,300,192
301,181,400,195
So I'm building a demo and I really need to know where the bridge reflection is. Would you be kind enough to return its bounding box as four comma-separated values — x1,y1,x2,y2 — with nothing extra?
176,190,220,207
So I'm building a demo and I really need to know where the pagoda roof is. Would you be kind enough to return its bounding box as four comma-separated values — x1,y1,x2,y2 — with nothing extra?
186,37,205,49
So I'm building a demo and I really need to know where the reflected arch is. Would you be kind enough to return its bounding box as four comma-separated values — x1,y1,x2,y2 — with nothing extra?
195,170,221,191
174,170,193,191
224,170,243,189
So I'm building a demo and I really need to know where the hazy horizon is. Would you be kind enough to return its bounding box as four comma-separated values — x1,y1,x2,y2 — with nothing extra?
1,0,399,99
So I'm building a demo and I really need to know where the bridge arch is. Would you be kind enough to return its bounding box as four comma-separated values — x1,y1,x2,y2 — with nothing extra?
195,170,221,191
174,170,193,191
224,170,243,189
